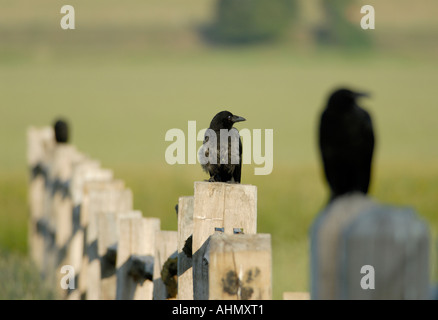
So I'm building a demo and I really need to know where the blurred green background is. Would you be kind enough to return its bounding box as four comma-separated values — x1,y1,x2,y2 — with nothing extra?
1,0,438,299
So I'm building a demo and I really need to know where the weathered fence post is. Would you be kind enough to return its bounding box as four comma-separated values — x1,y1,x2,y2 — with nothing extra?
80,180,133,300
52,147,88,298
177,196,194,300
339,206,430,299
97,211,120,300
208,233,272,300
67,161,113,299
97,210,142,300
52,146,85,253
310,193,376,300
153,231,178,300
192,181,257,300
41,142,84,296
310,193,430,300
27,126,54,272
116,216,160,300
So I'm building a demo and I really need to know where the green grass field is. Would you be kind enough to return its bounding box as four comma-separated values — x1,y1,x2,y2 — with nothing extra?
1,0,438,299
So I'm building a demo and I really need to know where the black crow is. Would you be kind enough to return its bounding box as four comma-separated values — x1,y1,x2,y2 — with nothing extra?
319,88,375,201
54,119,69,143
199,111,246,183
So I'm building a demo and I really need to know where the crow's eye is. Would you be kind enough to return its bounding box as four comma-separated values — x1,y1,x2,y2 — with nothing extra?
227,115,232,121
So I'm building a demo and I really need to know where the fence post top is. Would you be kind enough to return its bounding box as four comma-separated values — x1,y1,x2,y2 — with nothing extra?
210,233,271,252
194,181,257,189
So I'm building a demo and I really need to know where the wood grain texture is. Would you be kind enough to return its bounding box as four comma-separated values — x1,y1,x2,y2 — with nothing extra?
116,216,160,300
192,182,257,300
177,196,194,300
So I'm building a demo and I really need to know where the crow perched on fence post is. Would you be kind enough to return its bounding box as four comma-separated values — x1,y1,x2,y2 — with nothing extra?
318,88,375,201
199,111,246,183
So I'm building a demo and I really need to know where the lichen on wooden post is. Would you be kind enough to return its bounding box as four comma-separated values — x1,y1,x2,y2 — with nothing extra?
208,233,272,300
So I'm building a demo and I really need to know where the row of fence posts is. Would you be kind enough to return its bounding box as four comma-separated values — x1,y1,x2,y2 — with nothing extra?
27,125,434,300
27,126,275,300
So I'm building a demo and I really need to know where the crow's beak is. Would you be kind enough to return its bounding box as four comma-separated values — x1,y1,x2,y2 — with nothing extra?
355,91,370,98
232,115,246,123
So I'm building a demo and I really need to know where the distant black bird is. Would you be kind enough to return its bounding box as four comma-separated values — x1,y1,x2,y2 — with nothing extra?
54,119,69,143
319,88,375,201
199,111,246,183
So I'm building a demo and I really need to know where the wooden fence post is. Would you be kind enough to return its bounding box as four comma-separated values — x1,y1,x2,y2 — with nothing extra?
339,206,430,299
46,143,85,295
40,150,55,283
208,233,272,300
310,193,376,300
27,126,54,272
153,231,178,300
177,196,194,300
52,145,85,252
192,181,257,300
97,210,142,300
80,180,133,299
116,216,160,300
66,162,113,300
310,193,430,300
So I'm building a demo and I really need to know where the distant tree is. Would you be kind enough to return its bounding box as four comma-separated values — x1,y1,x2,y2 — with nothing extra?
204,0,298,44
314,0,372,47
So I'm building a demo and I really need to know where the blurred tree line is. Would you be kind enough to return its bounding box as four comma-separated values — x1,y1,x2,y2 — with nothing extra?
202,0,371,47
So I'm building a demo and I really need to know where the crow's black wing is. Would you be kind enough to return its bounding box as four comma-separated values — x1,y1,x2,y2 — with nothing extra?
356,109,375,193
232,137,243,183
319,109,339,195
199,129,218,177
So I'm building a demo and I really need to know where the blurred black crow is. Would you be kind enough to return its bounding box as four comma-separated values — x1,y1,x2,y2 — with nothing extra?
199,111,246,183
319,88,375,201
54,119,69,143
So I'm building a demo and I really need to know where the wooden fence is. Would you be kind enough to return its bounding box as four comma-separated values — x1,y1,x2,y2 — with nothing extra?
27,126,272,300
27,126,433,300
